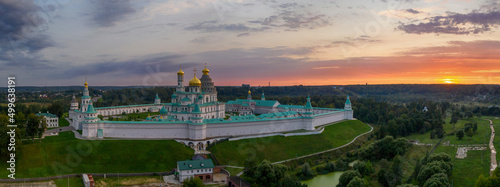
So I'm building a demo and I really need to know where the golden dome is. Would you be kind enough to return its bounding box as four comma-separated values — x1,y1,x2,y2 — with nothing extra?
189,77,201,86
177,66,184,75
202,63,209,75
248,90,251,95
84,81,88,88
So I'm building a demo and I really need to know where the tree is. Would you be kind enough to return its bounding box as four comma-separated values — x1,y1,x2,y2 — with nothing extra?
353,161,374,177
299,163,314,179
466,128,473,137
182,177,205,187
253,160,288,186
456,130,464,140
26,114,46,139
346,176,367,187
243,158,257,178
338,170,361,187
423,173,450,187
48,101,64,117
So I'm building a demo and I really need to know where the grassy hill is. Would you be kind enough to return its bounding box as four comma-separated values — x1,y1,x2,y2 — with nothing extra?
0,131,193,179
209,120,371,166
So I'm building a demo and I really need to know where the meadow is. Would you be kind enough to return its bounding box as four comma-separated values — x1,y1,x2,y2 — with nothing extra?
0,131,193,178
209,120,371,166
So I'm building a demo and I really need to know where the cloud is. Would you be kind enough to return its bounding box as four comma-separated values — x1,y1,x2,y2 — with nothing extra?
398,2,500,35
56,54,189,78
90,0,136,27
471,70,500,73
0,0,55,68
185,20,269,32
405,8,420,14
312,66,340,69
331,35,381,45
251,3,330,30
237,32,250,37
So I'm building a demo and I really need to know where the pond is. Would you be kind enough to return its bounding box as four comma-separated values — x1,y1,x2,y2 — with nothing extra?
301,171,344,187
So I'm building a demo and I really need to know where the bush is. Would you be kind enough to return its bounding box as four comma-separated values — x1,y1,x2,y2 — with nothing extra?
353,161,374,177
423,173,450,187
338,170,361,187
346,176,367,187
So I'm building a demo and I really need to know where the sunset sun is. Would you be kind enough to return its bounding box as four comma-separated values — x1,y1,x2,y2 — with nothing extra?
443,79,455,84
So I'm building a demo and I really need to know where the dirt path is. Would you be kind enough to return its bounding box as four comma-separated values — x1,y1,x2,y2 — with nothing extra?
486,119,497,175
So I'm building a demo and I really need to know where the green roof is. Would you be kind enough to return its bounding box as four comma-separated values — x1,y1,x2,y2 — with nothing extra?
305,96,312,109
177,159,214,171
155,93,159,100
181,97,191,102
95,103,156,110
192,104,201,113
160,106,168,114
277,104,304,109
86,102,97,113
172,93,177,98
81,95,91,99
36,113,58,118
345,95,351,105
228,99,279,107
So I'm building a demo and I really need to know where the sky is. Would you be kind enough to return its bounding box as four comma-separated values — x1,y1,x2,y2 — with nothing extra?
1,0,500,87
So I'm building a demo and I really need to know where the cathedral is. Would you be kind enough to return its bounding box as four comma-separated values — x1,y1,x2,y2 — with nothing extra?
68,65,353,149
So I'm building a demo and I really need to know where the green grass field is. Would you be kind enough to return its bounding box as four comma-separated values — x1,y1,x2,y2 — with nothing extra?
209,120,371,166
224,167,244,176
432,146,490,187
0,131,194,179
93,175,164,186
405,117,490,145
54,177,85,187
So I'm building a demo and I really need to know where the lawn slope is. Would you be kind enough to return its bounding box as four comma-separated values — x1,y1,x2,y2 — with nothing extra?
210,120,371,166
0,131,193,178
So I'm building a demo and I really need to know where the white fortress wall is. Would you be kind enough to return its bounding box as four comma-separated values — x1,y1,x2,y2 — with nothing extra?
312,110,347,127
81,110,352,139
205,117,309,138
83,122,189,139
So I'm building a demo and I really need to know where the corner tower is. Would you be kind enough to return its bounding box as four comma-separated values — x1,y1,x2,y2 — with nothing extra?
344,94,352,110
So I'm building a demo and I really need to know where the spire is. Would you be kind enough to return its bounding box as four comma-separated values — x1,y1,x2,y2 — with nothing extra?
155,93,159,100
247,90,252,100
345,94,351,105
344,94,352,110
305,95,312,109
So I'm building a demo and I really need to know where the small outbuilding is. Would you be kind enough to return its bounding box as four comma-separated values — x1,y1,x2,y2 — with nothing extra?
177,159,215,182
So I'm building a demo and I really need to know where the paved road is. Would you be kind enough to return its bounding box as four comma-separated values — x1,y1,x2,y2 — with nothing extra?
487,119,497,176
